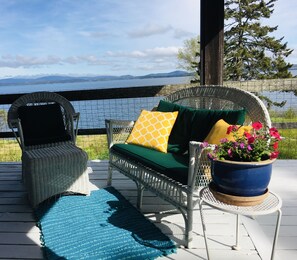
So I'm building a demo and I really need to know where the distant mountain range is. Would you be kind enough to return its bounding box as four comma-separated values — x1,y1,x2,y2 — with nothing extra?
1,66,295,86
0,70,193,86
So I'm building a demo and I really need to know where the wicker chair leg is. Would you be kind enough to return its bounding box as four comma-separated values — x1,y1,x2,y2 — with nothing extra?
186,210,194,248
107,164,113,186
180,207,194,248
136,183,144,209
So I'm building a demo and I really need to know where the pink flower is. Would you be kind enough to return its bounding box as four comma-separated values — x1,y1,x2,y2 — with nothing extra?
220,138,228,143
244,132,252,138
233,142,239,147
207,153,214,160
208,120,282,161
273,142,278,150
226,126,233,135
248,136,255,144
200,142,209,148
252,121,263,130
239,143,245,149
269,128,281,140
227,125,238,134
270,151,279,159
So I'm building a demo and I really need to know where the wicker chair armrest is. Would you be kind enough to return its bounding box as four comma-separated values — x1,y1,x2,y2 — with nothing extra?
105,119,135,148
71,112,80,140
8,118,19,129
8,118,25,150
73,112,80,121
188,141,216,191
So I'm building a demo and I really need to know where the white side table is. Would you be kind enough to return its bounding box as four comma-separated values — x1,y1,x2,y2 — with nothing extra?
199,186,282,260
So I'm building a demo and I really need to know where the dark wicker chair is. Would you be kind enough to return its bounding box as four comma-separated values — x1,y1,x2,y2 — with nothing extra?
8,91,90,207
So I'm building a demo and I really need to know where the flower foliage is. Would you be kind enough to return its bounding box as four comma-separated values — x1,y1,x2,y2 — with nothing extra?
206,122,282,162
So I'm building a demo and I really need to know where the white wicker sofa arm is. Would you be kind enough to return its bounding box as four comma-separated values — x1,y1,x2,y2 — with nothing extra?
188,141,216,192
105,119,135,148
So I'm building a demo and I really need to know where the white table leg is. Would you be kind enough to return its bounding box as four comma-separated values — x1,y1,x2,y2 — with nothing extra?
232,214,241,250
271,209,282,260
200,200,211,259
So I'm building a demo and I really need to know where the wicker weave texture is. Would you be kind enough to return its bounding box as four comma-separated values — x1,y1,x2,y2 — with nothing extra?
164,85,271,128
8,91,76,126
23,143,89,207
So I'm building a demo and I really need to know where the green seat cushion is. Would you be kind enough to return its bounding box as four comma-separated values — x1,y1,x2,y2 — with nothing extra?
157,100,246,154
111,143,189,185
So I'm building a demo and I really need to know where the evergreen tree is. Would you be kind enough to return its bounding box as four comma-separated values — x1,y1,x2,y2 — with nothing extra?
177,0,293,81
225,0,293,81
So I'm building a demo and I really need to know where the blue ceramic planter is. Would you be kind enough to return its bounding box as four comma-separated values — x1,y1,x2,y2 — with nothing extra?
211,159,276,197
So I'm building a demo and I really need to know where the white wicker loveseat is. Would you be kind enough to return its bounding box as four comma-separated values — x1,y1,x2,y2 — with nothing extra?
105,85,271,248
8,91,90,207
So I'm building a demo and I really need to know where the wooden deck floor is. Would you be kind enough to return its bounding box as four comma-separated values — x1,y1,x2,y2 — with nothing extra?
0,160,296,259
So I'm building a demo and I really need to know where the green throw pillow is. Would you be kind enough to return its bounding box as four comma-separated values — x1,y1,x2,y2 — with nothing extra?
157,100,193,153
157,100,246,154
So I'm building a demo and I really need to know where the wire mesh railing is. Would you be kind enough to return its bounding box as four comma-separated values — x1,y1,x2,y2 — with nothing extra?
0,79,296,161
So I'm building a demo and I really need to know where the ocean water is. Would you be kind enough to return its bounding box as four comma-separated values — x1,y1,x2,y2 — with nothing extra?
0,76,191,94
0,76,296,130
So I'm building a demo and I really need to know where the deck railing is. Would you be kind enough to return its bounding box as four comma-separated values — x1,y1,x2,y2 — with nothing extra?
0,79,296,161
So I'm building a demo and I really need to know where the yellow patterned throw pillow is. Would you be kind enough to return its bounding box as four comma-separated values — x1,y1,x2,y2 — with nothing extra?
204,119,252,145
126,110,178,153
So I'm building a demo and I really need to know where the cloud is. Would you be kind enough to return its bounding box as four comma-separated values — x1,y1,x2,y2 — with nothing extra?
173,29,194,39
104,46,180,74
128,24,194,40
145,46,179,57
107,46,179,59
77,55,109,65
128,24,172,38
0,54,108,68
0,45,180,69
106,50,146,58
0,55,61,68
0,0,201,78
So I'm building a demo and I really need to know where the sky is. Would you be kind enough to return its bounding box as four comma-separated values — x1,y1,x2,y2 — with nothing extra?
0,0,296,79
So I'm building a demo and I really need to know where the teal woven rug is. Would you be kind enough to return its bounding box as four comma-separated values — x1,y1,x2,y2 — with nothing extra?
35,187,176,260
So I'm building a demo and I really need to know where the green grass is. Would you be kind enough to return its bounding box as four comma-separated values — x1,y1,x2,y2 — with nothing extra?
270,108,297,158
271,117,297,123
0,140,21,162
278,129,297,159
0,135,109,162
76,135,109,160
0,130,296,161
270,108,297,123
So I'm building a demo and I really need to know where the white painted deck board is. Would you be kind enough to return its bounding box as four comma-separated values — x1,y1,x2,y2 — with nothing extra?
0,160,296,259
